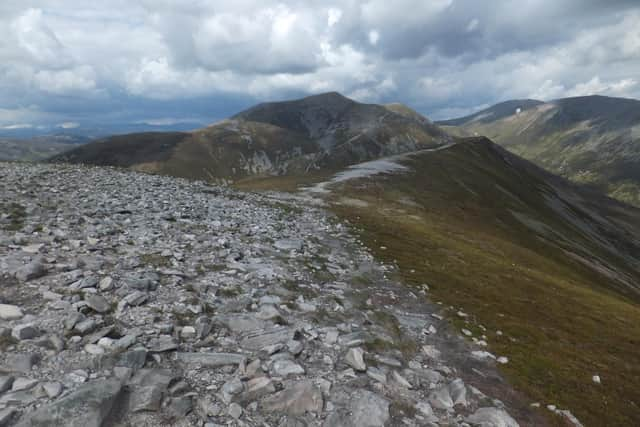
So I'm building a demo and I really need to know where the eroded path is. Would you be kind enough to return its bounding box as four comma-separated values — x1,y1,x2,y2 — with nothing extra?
1,162,526,426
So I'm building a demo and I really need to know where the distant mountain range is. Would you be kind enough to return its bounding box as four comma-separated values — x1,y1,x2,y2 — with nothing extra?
438,95,640,206
51,92,451,182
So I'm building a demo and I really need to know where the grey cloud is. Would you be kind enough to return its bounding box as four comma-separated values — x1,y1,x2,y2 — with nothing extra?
0,0,638,130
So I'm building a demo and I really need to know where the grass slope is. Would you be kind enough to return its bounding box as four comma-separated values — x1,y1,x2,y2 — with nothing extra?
325,139,640,426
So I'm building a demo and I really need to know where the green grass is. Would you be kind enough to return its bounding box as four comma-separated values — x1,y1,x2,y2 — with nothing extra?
1,202,26,231
327,141,640,426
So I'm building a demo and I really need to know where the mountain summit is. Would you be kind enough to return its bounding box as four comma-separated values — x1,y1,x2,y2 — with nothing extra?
52,92,450,182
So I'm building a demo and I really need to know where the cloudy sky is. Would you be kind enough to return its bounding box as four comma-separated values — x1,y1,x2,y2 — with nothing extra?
1,0,639,133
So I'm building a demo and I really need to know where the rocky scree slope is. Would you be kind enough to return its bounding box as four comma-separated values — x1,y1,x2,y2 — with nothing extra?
50,92,451,183
0,162,529,426
438,95,640,206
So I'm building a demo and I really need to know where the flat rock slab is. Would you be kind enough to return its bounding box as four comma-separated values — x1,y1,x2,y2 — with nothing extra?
0,304,23,321
239,326,292,351
466,407,520,427
85,295,110,313
175,352,246,367
262,380,323,415
14,378,122,427
324,390,389,427
215,314,265,333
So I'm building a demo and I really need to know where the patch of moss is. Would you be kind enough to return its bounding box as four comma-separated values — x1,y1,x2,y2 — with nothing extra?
1,202,26,231
139,253,172,268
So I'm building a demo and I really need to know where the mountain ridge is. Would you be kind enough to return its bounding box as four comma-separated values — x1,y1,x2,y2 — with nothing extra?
50,92,451,182
438,94,640,206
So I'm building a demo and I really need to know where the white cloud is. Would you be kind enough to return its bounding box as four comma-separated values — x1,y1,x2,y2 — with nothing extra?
34,66,97,94
466,18,479,32
2,123,32,130
327,8,342,27
368,30,380,46
11,8,73,68
567,76,639,97
58,121,79,129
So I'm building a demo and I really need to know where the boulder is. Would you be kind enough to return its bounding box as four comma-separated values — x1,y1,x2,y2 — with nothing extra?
262,380,323,415
466,407,520,427
14,378,123,427
0,304,23,321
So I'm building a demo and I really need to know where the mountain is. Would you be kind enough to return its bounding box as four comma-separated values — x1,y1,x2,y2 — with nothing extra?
0,134,90,162
437,95,640,206
50,92,451,182
318,137,640,426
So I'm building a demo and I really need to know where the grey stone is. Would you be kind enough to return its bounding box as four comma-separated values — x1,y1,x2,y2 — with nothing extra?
14,378,122,427
2,353,39,373
195,316,212,339
240,326,292,350
130,385,163,412
366,367,387,384
74,318,97,335
123,291,147,306
221,377,244,403
0,376,13,394
257,304,282,320
114,334,137,350
391,371,412,388
176,352,246,367
85,295,110,313
429,384,454,410
274,239,303,251
262,380,323,416
11,377,38,392
42,381,63,399
0,408,16,426
11,324,39,340
287,340,304,356
82,325,114,345
333,390,389,427
344,347,366,371
272,359,305,377
84,343,105,355
196,397,221,419
147,335,177,353
0,304,23,321
16,258,47,282
166,396,193,419
116,347,148,370
466,407,520,427
0,390,37,406
235,377,276,403
98,277,114,291
180,326,196,340
415,401,435,418
71,276,99,290
228,402,243,419
216,314,264,333
449,378,468,406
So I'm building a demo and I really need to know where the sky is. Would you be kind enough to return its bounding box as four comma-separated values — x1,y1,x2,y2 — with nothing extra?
1,0,639,133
